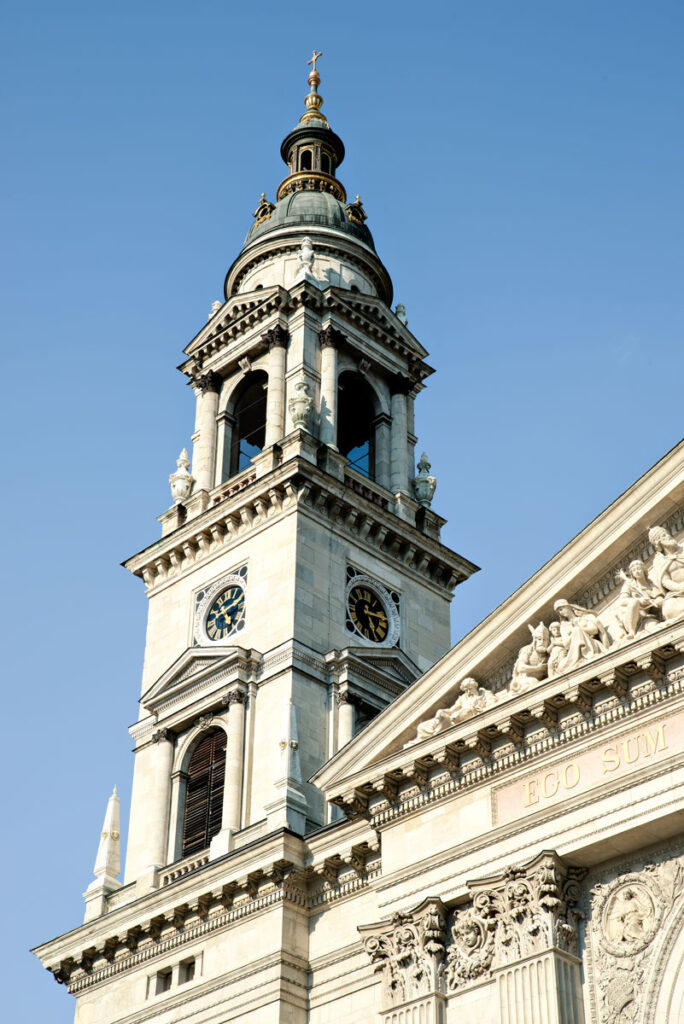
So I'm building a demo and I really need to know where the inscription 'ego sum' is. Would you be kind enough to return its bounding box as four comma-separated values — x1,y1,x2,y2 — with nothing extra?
524,724,668,808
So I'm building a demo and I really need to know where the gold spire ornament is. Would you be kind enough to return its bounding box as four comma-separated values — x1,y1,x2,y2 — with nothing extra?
300,49,329,127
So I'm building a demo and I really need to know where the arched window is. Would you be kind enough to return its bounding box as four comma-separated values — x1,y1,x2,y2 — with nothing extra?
337,371,376,479
300,149,312,171
181,728,226,856
230,371,267,475
321,152,331,175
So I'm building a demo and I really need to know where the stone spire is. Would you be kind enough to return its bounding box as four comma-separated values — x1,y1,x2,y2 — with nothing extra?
83,787,122,922
265,702,308,834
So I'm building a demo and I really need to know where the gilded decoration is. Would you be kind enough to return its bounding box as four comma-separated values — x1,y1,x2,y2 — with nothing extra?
252,192,275,226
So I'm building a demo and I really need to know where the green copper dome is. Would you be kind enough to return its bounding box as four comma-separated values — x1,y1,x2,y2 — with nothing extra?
243,190,375,251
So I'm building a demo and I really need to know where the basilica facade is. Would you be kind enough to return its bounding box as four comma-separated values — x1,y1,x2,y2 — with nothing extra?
34,59,684,1024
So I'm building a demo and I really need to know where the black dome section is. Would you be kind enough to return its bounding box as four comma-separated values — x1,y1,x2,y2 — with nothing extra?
243,190,375,251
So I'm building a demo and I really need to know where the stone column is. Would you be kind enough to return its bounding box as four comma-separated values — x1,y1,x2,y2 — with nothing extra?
390,374,411,495
145,729,175,871
264,325,289,447
319,326,343,448
210,691,247,858
192,371,222,492
337,690,357,748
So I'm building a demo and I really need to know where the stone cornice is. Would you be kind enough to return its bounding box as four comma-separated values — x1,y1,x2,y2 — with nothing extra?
33,824,380,995
325,624,684,823
123,448,478,599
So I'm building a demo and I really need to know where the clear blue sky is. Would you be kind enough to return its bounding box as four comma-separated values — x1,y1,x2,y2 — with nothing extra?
2,1,682,1019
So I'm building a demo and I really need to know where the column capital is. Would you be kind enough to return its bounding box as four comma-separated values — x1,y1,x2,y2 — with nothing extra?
320,325,346,350
263,324,289,350
222,688,248,708
389,371,411,396
151,728,174,744
336,689,362,708
192,370,222,394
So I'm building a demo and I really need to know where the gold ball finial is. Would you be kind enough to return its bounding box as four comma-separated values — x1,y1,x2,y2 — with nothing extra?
300,49,327,125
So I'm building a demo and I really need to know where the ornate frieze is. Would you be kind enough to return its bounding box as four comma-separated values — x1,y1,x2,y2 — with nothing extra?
446,852,584,992
360,852,584,1011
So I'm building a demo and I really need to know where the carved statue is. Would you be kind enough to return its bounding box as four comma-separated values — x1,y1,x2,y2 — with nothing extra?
510,622,550,694
552,599,611,672
613,559,661,640
546,621,568,678
297,237,315,275
647,525,684,623
408,678,496,746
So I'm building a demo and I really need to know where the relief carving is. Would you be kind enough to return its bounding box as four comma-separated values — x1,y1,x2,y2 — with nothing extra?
589,855,684,1024
359,898,447,1008
408,525,684,745
446,851,584,992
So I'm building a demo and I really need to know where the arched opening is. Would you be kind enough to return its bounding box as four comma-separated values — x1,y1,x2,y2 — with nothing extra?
300,149,312,171
181,728,226,856
321,152,331,175
337,370,376,479
230,371,267,476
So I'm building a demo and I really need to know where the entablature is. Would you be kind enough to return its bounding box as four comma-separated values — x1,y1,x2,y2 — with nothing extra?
124,437,478,600
324,622,684,826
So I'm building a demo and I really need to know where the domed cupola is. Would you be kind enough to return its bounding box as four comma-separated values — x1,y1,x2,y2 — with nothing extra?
226,55,392,303
277,50,346,203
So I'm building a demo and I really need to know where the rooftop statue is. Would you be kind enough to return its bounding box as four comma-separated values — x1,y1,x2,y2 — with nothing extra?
407,678,496,747
647,525,684,623
510,622,550,694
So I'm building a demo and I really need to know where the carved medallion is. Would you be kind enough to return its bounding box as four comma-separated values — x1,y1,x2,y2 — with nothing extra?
599,880,658,957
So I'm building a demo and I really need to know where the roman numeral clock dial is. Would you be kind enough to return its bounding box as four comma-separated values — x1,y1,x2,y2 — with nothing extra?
205,585,245,640
345,575,400,645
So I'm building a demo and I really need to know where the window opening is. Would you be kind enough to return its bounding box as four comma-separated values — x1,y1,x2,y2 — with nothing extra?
181,728,226,856
155,969,172,995
321,153,331,174
179,959,196,984
300,149,312,171
230,371,267,476
337,371,376,480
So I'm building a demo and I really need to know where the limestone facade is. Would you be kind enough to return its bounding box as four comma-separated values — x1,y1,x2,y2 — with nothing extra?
33,62,684,1024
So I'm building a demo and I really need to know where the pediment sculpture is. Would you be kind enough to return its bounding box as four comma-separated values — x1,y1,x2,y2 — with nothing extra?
407,525,684,747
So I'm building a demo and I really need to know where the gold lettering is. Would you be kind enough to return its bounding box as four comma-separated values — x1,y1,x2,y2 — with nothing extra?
524,779,539,806
542,771,559,798
642,724,667,757
602,745,620,773
622,737,640,764
563,762,580,789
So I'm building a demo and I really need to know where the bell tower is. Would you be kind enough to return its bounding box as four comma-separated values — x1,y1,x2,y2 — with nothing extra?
116,57,478,889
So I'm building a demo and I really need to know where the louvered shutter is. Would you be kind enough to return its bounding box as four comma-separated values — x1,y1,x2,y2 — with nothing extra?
182,728,227,856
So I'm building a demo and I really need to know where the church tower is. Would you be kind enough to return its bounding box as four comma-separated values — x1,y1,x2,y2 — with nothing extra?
34,57,477,1020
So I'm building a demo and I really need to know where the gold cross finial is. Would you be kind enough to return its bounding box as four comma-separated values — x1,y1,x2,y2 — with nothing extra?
307,50,323,74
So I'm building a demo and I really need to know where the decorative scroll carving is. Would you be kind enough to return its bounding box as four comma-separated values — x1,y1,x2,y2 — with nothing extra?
446,851,584,991
252,191,275,225
221,689,247,707
589,854,684,1024
359,898,447,1009
151,728,173,744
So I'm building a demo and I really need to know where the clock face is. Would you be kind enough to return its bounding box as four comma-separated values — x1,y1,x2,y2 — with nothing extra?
347,584,389,643
205,585,245,641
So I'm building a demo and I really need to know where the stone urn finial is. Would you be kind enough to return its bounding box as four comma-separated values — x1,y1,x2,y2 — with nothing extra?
289,376,313,431
413,452,436,508
169,448,194,505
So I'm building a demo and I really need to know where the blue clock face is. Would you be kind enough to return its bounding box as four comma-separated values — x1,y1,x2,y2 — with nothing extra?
205,585,245,640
